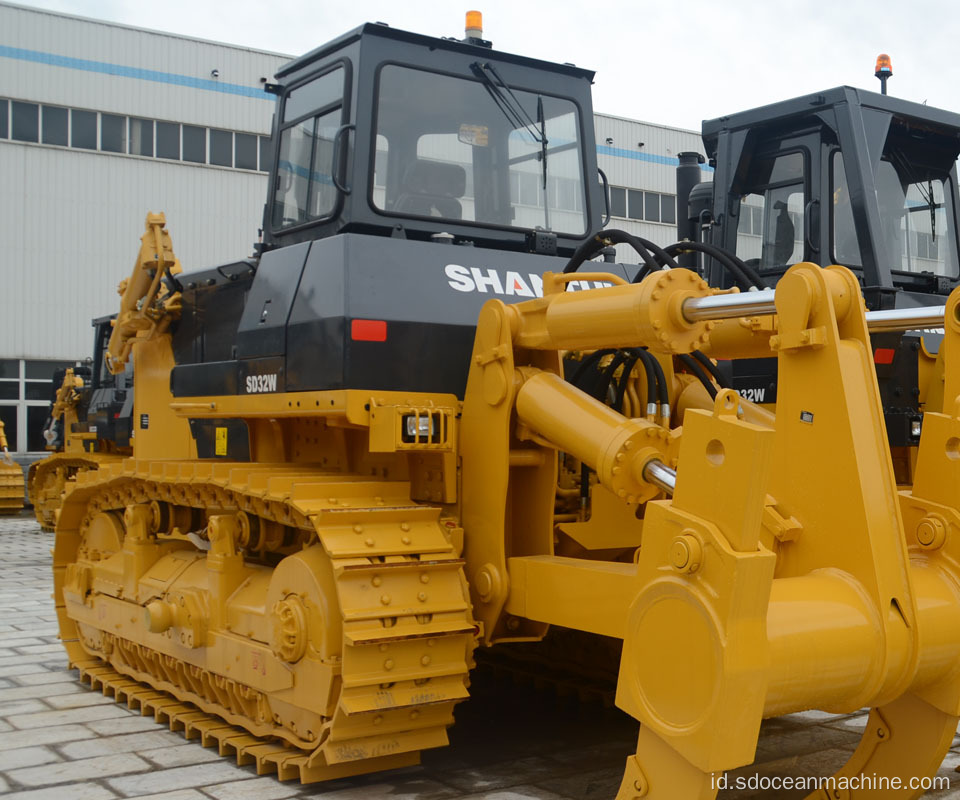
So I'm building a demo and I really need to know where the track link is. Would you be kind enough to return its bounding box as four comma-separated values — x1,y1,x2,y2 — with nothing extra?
55,459,477,783
29,453,121,529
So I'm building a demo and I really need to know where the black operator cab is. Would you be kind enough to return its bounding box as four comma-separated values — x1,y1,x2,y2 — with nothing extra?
170,20,616,406
701,86,960,309
262,21,603,254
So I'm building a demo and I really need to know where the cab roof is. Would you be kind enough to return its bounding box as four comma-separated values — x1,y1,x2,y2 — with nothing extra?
274,22,595,83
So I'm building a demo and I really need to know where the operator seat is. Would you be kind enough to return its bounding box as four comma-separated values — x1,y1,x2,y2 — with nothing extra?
394,159,466,219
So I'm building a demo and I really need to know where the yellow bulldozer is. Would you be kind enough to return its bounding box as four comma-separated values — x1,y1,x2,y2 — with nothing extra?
28,328,133,529
0,419,25,514
53,14,960,799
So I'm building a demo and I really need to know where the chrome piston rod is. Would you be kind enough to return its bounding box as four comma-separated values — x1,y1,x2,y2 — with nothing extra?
642,459,676,495
682,290,945,331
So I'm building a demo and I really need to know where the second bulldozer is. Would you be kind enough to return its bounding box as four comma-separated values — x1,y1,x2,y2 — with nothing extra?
28,318,133,529
0,419,24,514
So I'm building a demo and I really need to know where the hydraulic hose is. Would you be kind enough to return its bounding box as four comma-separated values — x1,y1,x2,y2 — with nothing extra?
676,353,718,400
614,354,643,415
692,350,730,389
563,229,659,276
659,241,765,290
568,349,617,389
634,235,681,271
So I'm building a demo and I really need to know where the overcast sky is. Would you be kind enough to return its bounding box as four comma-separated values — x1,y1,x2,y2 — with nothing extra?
14,0,960,131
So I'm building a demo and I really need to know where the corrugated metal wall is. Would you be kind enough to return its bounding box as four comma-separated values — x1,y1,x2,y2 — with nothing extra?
0,1,290,361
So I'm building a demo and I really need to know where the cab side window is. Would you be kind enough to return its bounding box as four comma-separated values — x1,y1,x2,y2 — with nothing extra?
272,67,345,230
735,152,805,270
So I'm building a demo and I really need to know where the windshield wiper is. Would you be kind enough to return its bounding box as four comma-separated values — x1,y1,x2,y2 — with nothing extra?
471,62,546,146
471,61,550,217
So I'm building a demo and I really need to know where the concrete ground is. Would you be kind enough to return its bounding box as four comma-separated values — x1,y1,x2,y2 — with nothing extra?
0,512,958,800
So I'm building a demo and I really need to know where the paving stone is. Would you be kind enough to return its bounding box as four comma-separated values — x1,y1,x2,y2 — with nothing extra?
16,645,65,655
437,756,560,793
7,753,150,786
60,730,185,759
87,715,166,736
0,699,49,716
137,744,223,768
8,703,133,729
13,672,81,686
45,691,119,709
107,762,256,795
455,789,569,800
0,663,54,679
0,723,94,749
2,784,117,800
122,792,209,800
0,683,84,702
206,777,305,799
0,745,61,771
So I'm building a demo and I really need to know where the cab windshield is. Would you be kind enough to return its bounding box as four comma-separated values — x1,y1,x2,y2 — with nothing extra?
833,152,959,277
373,64,588,236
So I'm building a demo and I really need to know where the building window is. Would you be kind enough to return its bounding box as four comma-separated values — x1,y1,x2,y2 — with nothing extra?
235,132,257,170
2,96,269,175
628,190,644,220
71,109,97,150
156,121,180,160
183,124,206,163
42,105,68,146
210,129,233,167
129,118,154,157
101,114,126,153
644,192,660,222
259,136,272,172
609,186,626,218
661,194,676,225
11,101,39,142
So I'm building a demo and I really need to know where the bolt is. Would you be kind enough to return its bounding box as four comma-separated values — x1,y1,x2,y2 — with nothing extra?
373,714,383,725
917,515,947,550
420,573,429,584
401,536,411,545
380,595,391,605
418,592,428,602
372,575,382,587
410,709,420,720
421,655,431,666
365,538,375,547
383,659,394,670
669,533,703,574
353,524,363,534
400,522,410,532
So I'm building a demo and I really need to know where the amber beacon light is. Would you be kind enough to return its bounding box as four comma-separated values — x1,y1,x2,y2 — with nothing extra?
875,53,892,95
465,10,483,39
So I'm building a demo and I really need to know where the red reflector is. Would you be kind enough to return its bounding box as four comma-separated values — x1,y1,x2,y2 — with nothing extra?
351,319,387,342
874,347,896,365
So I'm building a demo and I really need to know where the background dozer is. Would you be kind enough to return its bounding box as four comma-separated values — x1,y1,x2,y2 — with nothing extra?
671,83,960,474
28,316,133,529
52,13,960,799
0,419,25,513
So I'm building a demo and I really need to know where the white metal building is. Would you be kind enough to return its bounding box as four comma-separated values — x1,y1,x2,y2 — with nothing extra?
0,1,707,454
